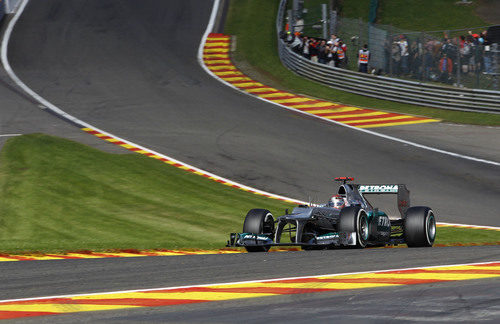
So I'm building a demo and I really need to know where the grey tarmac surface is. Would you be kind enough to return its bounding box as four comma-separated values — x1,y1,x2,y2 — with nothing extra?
7,0,500,226
1,246,499,300
0,71,127,154
10,278,500,323
1,246,500,323
376,122,500,163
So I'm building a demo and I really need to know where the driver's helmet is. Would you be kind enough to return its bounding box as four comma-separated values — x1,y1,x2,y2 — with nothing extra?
330,195,347,209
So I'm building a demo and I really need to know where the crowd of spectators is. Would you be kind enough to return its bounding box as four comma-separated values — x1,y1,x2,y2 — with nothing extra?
281,31,351,69
386,30,495,84
281,28,496,86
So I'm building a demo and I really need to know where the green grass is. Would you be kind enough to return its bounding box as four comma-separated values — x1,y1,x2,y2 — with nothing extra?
338,0,371,21
0,134,292,253
225,0,500,126
436,227,500,246
0,134,497,254
375,0,488,31
333,0,489,30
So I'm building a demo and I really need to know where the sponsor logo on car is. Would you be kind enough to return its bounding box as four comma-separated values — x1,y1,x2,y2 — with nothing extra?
378,216,390,227
317,233,339,240
359,185,398,193
242,234,269,241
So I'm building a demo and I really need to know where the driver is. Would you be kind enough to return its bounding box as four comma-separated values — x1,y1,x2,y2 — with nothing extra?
329,195,348,209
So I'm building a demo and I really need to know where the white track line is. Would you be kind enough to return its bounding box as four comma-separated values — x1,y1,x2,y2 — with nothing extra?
0,0,302,206
199,2,499,167
1,0,499,231
0,260,498,304
437,222,500,231
0,133,21,137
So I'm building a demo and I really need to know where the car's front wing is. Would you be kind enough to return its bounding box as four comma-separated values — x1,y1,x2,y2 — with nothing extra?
226,232,358,248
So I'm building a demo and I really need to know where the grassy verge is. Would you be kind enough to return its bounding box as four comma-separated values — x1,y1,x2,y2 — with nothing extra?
0,134,497,254
0,134,292,253
288,0,488,30
224,0,500,126
374,0,487,30
436,227,499,245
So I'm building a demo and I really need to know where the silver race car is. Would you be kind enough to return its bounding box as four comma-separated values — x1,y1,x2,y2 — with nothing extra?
227,177,436,251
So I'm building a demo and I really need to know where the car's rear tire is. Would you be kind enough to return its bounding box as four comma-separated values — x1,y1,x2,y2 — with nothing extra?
243,209,274,252
404,206,436,247
338,206,369,248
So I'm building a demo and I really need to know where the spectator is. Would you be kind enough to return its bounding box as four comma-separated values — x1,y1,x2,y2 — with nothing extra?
340,40,348,65
310,38,319,63
423,40,436,80
317,40,328,64
397,34,409,74
326,43,336,67
466,34,478,73
441,37,457,72
459,36,472,74
482,30,493,74
329,34,340,45
438,53,453,84
391,40,401,75
302,36,310,59
290,33,303,54
334,41,347,68
409,40,422,77
358,44,370,73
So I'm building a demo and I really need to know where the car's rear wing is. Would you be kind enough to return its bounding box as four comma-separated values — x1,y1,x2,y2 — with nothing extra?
356,184,410,217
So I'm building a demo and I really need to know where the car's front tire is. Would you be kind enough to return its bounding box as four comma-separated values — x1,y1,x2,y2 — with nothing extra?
338,206,369,248
242,209,274,252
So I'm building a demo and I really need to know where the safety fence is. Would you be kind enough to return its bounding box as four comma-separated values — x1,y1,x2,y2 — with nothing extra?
277,0,500,113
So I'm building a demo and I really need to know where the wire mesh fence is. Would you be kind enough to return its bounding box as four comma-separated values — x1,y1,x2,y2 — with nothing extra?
283,1,500,91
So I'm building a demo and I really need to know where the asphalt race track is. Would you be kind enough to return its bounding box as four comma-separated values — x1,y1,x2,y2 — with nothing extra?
1,245,499,301
8,0,500,226
12,279,500,323
1,0,499,322
1,246,500,322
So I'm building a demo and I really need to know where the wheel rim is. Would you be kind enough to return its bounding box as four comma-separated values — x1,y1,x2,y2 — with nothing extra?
359,214,369,241
426,212,436,243
263,214,275,234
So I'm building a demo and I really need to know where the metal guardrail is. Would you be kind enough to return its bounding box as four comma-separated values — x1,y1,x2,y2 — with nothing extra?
277,0,500,114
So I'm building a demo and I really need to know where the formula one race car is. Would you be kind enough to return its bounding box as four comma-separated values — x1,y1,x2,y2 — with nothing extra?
227,177,436,251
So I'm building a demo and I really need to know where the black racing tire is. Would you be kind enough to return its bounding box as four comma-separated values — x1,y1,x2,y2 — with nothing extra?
338,206,369,248
242,209,274,252
404,206,436,247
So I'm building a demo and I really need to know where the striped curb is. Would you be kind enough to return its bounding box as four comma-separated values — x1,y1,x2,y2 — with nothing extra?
0,248,299,263
80,128,500,234
0,261,498,320
0,249,242,262
1,1,497,264
81,128,300,205
203,33,440,129
1,238,499,263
